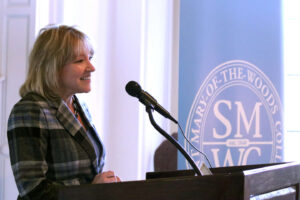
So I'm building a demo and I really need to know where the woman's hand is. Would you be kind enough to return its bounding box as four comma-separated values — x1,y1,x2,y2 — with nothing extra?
92,171,121,184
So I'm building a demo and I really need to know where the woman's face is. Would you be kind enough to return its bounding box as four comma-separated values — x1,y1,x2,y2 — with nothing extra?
58,46,95,100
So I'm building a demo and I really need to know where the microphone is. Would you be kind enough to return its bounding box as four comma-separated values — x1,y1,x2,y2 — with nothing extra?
125,81,178,124
126,80,212,176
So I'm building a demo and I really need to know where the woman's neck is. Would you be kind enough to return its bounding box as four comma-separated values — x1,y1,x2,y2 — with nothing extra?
63,96,73,107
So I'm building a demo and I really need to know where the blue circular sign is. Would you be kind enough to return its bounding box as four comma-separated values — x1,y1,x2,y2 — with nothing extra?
185,60,283,168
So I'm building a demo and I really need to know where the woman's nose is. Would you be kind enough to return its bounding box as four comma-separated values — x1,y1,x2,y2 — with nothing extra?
87,61,96,72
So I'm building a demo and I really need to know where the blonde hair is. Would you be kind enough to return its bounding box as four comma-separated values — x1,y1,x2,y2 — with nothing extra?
20,24,94,101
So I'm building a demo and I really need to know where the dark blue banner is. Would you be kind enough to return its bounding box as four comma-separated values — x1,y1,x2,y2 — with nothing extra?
178,0,283,169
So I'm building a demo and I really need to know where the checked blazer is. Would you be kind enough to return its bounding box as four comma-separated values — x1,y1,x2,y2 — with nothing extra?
7,92,105,200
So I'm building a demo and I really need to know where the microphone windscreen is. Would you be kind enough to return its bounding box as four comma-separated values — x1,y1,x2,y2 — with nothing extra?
125,81,141,97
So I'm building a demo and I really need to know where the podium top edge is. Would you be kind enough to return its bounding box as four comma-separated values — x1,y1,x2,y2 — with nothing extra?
243,162,300,176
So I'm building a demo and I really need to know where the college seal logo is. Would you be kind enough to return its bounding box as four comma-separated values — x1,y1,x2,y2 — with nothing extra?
185,60,283,168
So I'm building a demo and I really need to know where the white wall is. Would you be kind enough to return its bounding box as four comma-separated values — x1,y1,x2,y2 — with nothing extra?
0,0,37,199
283,0,300,162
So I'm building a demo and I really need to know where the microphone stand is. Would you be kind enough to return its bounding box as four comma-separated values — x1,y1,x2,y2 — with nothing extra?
145,106,201,176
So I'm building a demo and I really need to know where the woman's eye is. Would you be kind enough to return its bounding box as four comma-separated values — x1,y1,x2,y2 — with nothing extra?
74,59,83,63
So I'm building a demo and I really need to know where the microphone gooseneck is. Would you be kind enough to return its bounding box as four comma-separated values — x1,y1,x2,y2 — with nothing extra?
125,80,207,176
145,106,201,176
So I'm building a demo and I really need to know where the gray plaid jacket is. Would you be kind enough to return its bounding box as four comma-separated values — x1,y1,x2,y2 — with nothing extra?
7,92,105,200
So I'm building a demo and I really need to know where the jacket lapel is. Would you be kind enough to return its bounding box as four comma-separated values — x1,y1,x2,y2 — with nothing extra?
74,96,106,160
27,92,99,173
55,100,97,168
75,98,101,139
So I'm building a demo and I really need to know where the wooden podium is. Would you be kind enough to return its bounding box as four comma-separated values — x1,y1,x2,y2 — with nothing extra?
58,162,300,200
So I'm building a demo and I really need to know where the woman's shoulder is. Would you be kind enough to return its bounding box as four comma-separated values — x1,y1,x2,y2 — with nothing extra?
7,93,54,130
13,92,51,111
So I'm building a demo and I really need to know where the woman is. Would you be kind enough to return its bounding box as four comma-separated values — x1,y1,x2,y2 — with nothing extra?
7,25,120,200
